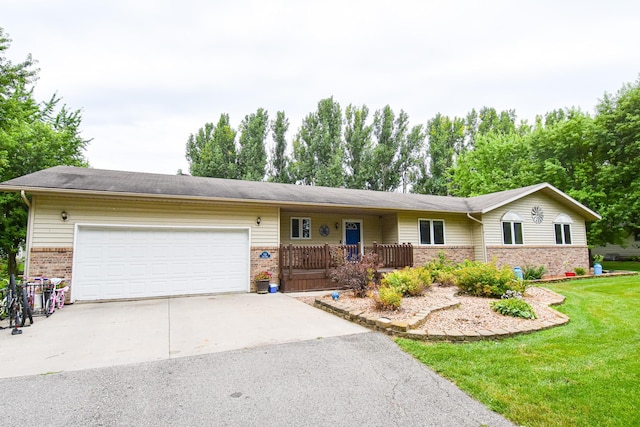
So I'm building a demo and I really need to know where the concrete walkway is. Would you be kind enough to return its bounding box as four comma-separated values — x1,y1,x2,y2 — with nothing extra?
0,292,367,378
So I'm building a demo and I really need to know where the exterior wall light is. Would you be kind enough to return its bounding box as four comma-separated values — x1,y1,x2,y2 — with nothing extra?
335,222,339,230
256,216,261,225
61,211,69,221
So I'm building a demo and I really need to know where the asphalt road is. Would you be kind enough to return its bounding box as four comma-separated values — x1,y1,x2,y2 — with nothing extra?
0,332,514,426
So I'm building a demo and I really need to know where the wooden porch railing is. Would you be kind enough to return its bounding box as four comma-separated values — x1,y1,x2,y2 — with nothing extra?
279,242,413,280
372,242,414,269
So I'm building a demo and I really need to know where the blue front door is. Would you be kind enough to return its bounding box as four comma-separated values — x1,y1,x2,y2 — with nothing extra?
344,221,361,260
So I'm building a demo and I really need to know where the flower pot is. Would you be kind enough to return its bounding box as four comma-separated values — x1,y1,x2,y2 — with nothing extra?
565,272,576,277
256,279,270,294
594,263,603,275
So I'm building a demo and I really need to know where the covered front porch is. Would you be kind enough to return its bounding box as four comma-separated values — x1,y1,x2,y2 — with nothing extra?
278,242,414,292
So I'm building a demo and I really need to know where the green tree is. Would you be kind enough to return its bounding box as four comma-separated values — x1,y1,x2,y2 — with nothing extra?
268,111,291,183
237,108,268,181
290,97,344,187
449,132,537,196
590,78,640,246
398,124,425,193
343,104,372,189
367,106,409,191
0,29,89,275
413,114,464,195
186,114,238,179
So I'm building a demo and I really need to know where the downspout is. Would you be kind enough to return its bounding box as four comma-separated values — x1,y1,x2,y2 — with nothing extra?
466,212,487,263
20,190,31,208
20,190,33,278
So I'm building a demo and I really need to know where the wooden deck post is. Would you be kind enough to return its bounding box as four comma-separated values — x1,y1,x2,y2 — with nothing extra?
288,243,293,280
324,243,329,277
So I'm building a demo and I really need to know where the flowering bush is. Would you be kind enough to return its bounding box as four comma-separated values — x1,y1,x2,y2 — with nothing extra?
254,271,272,281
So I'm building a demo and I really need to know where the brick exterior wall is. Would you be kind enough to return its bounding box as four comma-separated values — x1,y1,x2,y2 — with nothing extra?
486,245,590,276
28,248,74,281
413,246,474,266
250,246,279,292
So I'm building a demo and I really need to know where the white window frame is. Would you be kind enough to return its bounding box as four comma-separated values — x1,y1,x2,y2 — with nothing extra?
291,217,311,240
501,211,524,245
418,219,446,245
554,213,573,245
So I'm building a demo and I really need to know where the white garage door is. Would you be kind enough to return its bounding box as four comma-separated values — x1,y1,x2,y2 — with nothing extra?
73,226,250,301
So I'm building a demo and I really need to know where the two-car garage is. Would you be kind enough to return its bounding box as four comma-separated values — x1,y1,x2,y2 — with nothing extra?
72,225,250,302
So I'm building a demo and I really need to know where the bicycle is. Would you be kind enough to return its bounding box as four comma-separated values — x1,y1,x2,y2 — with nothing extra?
2,275,31,334
41,278,68,317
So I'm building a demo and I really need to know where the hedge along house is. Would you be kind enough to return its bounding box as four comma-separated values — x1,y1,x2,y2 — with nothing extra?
0,166,600,301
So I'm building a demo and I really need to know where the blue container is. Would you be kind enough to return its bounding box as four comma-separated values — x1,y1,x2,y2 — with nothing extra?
513,266,524,280
269,283,278,293
594,263,603,275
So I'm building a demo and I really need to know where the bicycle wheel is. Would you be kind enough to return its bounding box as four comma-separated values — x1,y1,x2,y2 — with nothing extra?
44,296,53,317
14,300,23,328
21,291,32,325
57,291,65,309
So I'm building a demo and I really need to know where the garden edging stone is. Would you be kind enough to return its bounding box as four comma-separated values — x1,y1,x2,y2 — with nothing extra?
314,287,570,342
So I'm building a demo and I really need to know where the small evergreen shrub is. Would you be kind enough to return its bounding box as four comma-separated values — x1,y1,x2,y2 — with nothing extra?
329,253,383,297
491,298,537,319
381,267,430,296
456,260,524,298
372,285,402,310
522,264,547,280
574,267,587,276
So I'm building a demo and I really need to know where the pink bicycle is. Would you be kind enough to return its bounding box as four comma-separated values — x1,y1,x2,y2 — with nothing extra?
43,278,68,316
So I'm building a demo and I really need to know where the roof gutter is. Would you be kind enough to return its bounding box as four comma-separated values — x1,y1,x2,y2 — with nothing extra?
467,212,487,263
20,190,31,208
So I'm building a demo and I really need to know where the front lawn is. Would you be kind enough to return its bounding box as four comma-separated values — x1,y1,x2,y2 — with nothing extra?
396,275,640,427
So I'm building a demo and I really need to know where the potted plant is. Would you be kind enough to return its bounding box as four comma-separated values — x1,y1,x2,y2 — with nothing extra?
593,254,604,275
563,260,576,277
254,271,272,294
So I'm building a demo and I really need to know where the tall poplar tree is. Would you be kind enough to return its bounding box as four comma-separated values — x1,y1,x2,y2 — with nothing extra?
343,104,372,189
237,108,268,181
186,113,237,179
290,97,344,187
269,111,291,183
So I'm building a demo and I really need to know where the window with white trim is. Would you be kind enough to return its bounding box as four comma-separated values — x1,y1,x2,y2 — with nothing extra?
502,211,524,245
554,213,572,245
419,219,445,245
291,217,311,239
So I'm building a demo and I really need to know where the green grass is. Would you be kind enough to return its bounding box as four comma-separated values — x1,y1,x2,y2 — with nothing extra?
602,260,640,272
396,275,640,427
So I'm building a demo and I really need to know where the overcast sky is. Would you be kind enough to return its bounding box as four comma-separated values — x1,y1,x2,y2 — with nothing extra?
2,1,639,175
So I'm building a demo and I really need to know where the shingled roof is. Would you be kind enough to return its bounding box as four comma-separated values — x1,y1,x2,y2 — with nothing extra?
0,166,601,219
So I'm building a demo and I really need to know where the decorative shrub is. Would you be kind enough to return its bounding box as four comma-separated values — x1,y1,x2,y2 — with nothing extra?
456,260,525,298
522,264,547,280
424,251,455,281
372,285,402,310
380,267,430,297
491,298,537,319
574,267,587,276
593,254,604,264
435,271,458,287
329,253,383,298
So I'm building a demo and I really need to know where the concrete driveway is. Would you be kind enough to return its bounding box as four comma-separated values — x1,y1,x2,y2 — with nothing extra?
0,292,367,378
